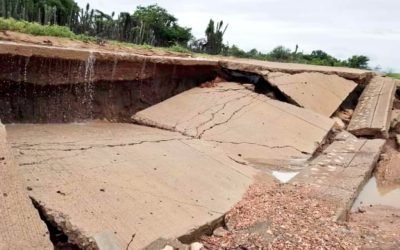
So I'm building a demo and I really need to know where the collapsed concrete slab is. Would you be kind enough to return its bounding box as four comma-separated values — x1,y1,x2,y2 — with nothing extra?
348,76,396,138
219,58,374,84
0,122,52,250
266,72,357,117
293,131,385,221
133,82,335,167
6,122,257,249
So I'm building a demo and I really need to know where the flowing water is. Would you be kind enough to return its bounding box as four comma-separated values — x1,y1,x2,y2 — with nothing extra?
83,53,96,118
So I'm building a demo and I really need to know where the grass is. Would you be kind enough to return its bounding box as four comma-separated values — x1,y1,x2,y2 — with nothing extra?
0,17,76,38
387,73,400,80
0,17,193,55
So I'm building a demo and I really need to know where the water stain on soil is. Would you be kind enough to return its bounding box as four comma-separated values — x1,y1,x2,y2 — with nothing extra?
352,177,400,211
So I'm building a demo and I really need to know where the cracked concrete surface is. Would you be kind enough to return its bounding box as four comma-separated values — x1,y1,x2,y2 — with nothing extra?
348,76,396,138
219,58,373,83
266,72,357,117
133,82,335,167
293,131,385,221
0,122,52,250
6,122,257,249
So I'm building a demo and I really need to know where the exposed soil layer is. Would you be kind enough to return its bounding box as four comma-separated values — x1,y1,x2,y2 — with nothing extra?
0,54,217,123
0,31,192,58
201,181,400,249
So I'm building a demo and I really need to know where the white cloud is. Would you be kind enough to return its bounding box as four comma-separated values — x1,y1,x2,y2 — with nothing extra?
75,0,400,71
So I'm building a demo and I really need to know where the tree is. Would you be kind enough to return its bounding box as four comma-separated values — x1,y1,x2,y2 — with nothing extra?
345,55,370,69
133,5,192,46
267,46,292,61
204,19,228,55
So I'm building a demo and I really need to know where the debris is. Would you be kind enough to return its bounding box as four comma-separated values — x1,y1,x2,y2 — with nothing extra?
213,227,228,238
190,242,204,250
332,117,346,130
357,207,366,213
162,245,174,250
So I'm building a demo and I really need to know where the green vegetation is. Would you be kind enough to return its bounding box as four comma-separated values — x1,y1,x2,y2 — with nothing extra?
387,73,400,79
168,44,191,54
0,17,75,37
0,0,192,46
222,45,370,69
0,0,373,69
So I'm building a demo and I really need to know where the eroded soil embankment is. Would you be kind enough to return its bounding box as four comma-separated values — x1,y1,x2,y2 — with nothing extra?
0,54,217,123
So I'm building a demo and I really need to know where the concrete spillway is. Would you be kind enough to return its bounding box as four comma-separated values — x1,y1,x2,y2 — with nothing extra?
1,40,395,249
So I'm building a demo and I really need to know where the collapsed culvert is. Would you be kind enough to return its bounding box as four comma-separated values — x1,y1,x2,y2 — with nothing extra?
0,53,218,123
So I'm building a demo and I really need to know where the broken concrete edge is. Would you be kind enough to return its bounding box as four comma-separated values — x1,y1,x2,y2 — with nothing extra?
142,215,225,249
218,60,375,84
348,77,396,138
178,215,225,244
333,150,380,222
349,128,390,139
0,121,53,249
30,198,98,249
291,132,386,223
0,41,374,83
132,114,191,138
219,68,303,108
333,138,386,222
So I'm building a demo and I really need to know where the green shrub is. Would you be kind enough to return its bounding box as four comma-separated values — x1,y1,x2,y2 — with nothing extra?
0,17,75,38
387,73,400,80
168,44,191,54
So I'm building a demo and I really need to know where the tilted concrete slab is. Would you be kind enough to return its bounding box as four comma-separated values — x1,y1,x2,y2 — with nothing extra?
133,82,335,167
6,123,257,249
293,131,385,221
219,58,374,83
0,123,52,250
266,72,357,117
348,76,396,138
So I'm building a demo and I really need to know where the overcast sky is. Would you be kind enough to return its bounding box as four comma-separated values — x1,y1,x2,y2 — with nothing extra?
75,0,399,72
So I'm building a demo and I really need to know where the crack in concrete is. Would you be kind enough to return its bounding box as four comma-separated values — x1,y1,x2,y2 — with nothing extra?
197,96,257,139
207,140,309,155
19,152,86,166
13,138,192,154
193,93,255,138
31,197,97,249
171,89,251,135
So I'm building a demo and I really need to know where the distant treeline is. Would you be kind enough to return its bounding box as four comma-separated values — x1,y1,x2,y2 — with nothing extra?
0,0,370,69
222,45,370,69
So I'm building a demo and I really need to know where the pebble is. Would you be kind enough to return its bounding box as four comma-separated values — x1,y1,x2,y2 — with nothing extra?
162,245,174,250
213,227,228,237
190,242,204,250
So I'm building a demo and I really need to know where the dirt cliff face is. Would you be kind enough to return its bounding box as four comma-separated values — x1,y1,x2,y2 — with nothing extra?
0,54,217,123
